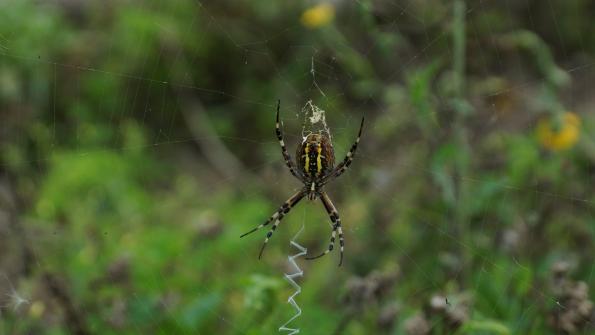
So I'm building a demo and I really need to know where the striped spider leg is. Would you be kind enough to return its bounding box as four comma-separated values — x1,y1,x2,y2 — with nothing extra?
321,116,364,185
305,191,345,266
240,189,307,259
276,100,304,181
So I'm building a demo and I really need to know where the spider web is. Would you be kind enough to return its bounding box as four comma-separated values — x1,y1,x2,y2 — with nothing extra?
300,100,333,142
0,0,594,334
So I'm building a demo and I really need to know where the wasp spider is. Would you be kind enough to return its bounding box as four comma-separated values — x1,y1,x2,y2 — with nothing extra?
241,100,364,266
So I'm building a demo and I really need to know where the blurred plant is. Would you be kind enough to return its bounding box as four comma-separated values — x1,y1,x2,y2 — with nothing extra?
333,267,399,334
43,272,89,335
498,30,570,90
376,302,400,332
428,294,471,331
450,0,474,284
548,261,594,334
405,313,431,335
406,60,442,137
243,274,282,312
404,291,511,335
404,292,472,335
1,0,595,333
498,29,576,155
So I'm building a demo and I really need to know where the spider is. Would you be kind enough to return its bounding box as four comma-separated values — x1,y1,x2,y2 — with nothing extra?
240,100,364,266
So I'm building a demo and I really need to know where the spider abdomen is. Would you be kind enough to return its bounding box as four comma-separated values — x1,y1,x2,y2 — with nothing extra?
296,133,335,179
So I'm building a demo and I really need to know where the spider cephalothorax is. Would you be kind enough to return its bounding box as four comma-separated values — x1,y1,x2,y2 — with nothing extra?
241,100,364,266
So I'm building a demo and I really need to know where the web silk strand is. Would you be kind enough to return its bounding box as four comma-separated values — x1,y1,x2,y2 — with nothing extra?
278,228,307,334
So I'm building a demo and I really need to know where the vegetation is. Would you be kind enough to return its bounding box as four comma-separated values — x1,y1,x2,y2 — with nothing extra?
1,0,595,334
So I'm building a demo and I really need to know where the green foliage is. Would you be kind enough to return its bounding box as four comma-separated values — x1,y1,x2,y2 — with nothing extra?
1,0,595,334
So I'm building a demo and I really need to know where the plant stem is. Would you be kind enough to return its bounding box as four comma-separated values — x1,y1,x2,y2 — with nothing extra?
453,0,466,101
452,0,472,285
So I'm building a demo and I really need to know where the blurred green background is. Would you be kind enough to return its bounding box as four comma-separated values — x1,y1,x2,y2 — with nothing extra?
1,0,595,334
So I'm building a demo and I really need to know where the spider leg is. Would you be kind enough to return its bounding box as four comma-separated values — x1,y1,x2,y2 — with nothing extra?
276,100,303,181
322,116,364,184
305,191,344,266
240,189,306,259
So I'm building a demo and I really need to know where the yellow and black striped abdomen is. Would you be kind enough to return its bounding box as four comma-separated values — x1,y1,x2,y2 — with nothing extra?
296,133,335,179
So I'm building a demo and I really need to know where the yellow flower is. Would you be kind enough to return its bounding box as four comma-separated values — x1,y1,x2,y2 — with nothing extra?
301,3,335,29
29,301,45,318
536,112,580,151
